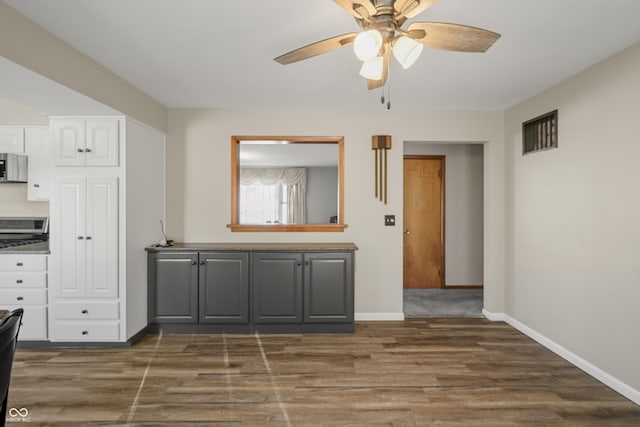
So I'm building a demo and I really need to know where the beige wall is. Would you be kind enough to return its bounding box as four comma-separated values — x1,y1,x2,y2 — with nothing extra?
0,2,167,132
505,42,640,393
166,108,505,317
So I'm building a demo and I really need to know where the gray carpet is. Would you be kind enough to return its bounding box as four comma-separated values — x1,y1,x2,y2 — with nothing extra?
403,288,483,318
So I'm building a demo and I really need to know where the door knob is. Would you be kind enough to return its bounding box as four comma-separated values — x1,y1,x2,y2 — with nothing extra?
403,229,411,235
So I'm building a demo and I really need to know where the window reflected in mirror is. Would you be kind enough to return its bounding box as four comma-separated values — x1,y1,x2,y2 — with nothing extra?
229,136,345,232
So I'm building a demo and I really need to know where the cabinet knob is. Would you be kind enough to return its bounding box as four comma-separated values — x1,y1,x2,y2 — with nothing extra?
86,236,92,240
16,279,23,284
81,309,88,314
305,260,310,266
33,183,40,188
16,296,24,301
82,330,89,335
297,261,302,266
77,236,84,240
85,148,92,153
191,261,197,265
77,148,84,153
16,262,23,267
199,261,205,266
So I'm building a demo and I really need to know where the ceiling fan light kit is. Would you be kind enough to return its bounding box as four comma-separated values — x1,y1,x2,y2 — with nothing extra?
274,0,501,93
354,29,384,60
392,35,423,69
359,56,384,79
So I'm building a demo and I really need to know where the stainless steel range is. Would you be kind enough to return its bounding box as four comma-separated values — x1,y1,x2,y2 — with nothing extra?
0,217,49,249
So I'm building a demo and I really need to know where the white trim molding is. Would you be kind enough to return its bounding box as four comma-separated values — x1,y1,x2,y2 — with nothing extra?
483,309,640,406
355,312,405,321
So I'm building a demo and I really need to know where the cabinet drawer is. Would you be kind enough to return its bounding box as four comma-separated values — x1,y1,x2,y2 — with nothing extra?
54,301,119,320
0,255,47,271
0,289,47,305
0,272,47,288
52,321,120,341
0,305,47,340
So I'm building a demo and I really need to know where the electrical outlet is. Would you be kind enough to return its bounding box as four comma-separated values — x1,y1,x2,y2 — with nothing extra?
385,215,395,226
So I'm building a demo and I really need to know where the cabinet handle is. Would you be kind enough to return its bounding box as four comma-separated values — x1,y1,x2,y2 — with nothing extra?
16,262,23,267
16,279,23,284
77,236,84,240
33,183,40,188
16,296,24,301
82,330,89,335
86,236,92,240
81,309,88,314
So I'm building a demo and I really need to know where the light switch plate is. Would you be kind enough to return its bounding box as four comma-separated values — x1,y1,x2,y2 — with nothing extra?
385,215,395,226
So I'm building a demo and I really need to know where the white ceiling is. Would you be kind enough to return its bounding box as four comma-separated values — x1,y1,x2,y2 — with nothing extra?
5,0,640,111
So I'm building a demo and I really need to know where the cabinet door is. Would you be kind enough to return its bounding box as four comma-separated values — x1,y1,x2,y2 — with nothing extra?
85,177,118,298
148,252,198,323
86,119,119,166
25,127,52,201
55,177,86,297
0,126,25,152
252,252,303,323
304,252,354,323
51,120,85,166
199,252,249,324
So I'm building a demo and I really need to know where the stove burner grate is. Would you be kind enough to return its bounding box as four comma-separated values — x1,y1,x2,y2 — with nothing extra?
0,239,46,249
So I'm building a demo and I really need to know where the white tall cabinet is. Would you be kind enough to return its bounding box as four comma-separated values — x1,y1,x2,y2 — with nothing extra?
49,116,165,343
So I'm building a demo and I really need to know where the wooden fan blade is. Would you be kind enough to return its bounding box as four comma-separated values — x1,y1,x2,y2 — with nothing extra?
394,0,438,19
274,33,357,65
407,22,501,52
367,45,390,90
333,0,377,19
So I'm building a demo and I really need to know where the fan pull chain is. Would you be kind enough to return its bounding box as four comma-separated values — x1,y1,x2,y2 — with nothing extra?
380,85,391,109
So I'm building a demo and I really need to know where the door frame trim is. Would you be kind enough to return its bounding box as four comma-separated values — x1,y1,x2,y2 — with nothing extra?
403,155,446,288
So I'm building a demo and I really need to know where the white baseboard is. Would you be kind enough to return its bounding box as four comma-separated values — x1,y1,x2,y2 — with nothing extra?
355,312,405,321
482,309,640,406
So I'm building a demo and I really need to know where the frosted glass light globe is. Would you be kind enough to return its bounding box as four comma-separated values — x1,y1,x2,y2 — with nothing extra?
354,30,383,61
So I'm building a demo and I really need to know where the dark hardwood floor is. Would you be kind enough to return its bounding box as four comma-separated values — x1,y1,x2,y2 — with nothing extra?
6,319,640,426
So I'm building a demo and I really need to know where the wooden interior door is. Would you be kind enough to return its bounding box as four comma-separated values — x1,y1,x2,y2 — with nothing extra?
403,156,444,288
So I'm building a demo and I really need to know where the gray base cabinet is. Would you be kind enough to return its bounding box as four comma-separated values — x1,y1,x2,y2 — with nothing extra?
252,252,303,324
304,252,354,323
148,251,249,326
199,252,249,324
146,244,356,333
149,252,198,323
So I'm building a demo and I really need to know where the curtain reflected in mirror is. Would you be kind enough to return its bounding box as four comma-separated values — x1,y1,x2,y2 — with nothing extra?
229,136,346,232
239,168,307,224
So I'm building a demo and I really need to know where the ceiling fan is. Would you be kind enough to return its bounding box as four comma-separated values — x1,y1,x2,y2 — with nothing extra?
274,0,501,90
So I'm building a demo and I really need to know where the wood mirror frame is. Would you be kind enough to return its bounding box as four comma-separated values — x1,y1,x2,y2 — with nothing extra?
228,136,346,232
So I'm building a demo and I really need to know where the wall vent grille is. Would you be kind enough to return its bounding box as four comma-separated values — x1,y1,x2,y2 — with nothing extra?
523,110,557,154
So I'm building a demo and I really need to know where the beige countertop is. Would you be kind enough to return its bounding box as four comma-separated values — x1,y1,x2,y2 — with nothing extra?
146,242,358,252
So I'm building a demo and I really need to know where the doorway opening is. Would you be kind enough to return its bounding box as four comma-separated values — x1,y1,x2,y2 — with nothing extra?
403,142,484,317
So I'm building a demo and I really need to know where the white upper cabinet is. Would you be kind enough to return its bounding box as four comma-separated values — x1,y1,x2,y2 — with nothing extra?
51,118,119,167
85,120,119,166
25,127,52,201
0,126,25,153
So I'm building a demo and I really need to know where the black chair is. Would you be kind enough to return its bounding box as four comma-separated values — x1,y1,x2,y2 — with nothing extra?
0,309,23,427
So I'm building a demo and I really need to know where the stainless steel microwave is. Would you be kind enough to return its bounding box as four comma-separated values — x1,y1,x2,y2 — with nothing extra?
0,153,28,183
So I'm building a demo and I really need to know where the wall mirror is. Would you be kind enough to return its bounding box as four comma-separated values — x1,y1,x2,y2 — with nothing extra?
229,136,345,232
